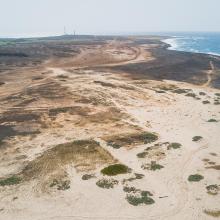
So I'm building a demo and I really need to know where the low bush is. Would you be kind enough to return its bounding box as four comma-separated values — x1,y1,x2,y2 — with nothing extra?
186,93,197,98
188,174,204,182
172,89,189,94
167,142,182,150
82,174,95,180
204,210,220,217
101,164,130,176
206,184,219,195
207,119,218,122
142,161,164,171
192,136,203,142
50,179,70,190
123,186,138,193
137,152,148,158
96,178,118,189
199,92,206,96
0,176,21,186
203,100,210,104
107,141,121,149
126,190,154,206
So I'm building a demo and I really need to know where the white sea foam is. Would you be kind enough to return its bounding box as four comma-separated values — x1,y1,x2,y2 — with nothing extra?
162,38,179,50
162,37,220,57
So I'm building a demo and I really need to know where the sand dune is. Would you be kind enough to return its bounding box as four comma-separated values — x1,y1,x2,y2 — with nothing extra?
0,36,219,220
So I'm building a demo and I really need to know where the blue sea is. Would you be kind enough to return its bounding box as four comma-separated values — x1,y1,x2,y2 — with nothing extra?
162,32,220,56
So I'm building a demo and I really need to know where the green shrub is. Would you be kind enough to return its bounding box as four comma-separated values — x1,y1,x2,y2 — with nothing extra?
126,190,154,206
137,152,148,158
141,191,153,197
82,174,95,180
150,161,164,171
206,184,219,195
208,119,218,122
123,186,138,193
96,178,118,189
203,100,210,104
156,90,166,93
134,173,145,179
126,195,144,206
192,136,203,142
172,89,189,94
0,176,21,186
107,141,121,149
142,161,164,171
50,179,70,190
204,210,220,217
142,133,158,144
167,142,182,150
188,174,204,182
199,92,206,96
101,164,130,176
186,93,197,98
57,180,70,190
122,173,144,183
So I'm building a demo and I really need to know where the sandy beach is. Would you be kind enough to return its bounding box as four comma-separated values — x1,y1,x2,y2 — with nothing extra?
0,36,219,220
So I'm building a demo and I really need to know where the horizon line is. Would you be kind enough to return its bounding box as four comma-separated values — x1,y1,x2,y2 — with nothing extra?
1,31,220,39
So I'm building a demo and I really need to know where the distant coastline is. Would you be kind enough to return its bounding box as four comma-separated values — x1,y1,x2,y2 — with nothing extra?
162,33,220,57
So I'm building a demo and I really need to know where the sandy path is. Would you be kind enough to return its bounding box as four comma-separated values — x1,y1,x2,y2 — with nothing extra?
1,41,220,220
203,61,215,87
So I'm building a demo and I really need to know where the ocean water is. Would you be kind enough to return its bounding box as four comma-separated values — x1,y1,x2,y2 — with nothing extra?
162,32,220,56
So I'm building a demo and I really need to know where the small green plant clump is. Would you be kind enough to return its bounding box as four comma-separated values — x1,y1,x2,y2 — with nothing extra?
156,90,166,94
186,93,197,98
204,209,220,217
122,173,145,183
188,174,204,182
142,133,159,144
126,195,155,206
203,100,210,104
123,186,139,193
206,184,219,195
82,174,95,180
199,92,206,96
126,190,154,206
134,173,145,179
167,142,182,150
137,152,148,158
192,136,203,142
57,74,69,79
101,164,131,176
142,161,164,171
96,178,118,189
172,89,189,94
50,179,70,190
107,141,121,149
0,176,21,186
207,119,218,122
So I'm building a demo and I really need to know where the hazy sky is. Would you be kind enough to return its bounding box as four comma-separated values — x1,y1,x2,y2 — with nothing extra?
1,0,220,37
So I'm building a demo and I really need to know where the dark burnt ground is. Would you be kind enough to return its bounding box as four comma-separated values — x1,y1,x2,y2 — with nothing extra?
100,39,220,89
0,35,117,72
0,76,77,145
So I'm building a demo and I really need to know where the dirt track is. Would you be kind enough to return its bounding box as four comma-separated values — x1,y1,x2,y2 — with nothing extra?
0,36,220,220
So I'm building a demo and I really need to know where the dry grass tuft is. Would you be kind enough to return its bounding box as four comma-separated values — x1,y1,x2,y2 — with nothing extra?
204,210,220,217
21,139,116,181
105,132,158,149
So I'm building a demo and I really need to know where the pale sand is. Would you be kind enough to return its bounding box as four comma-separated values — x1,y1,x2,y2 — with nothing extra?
0,40,219,220
1,73,219,220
